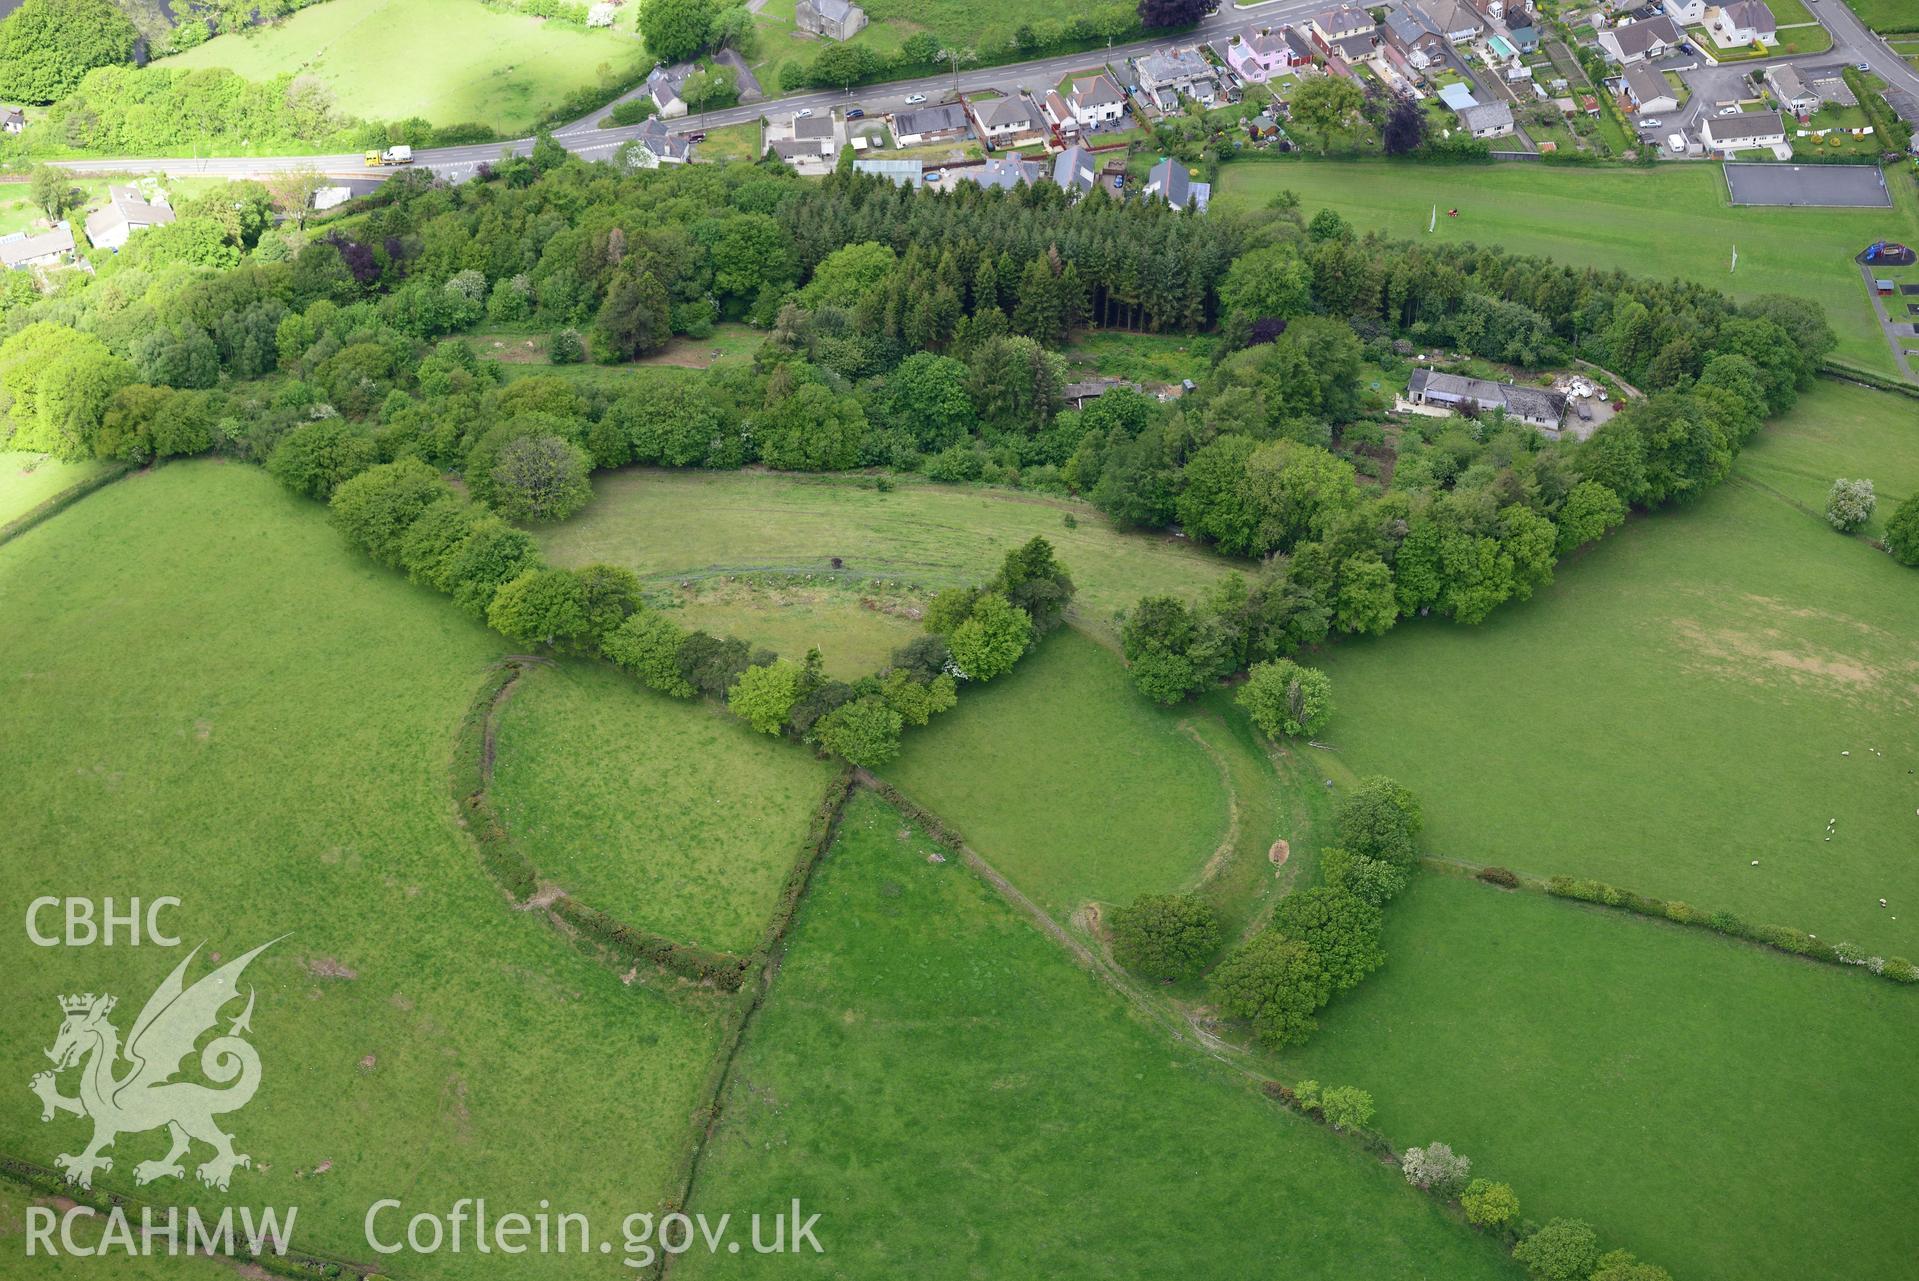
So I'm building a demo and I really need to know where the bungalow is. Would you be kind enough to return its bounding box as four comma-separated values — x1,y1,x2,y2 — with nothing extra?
1661,0,1706,21
1137,46,1222,110
1223,25,1312,81
1144,157,1211,212
1407,369,1566,430
0,221,74,271
972,93,1043,146
1061,72,1129,128
1621,61,1679,113
765,113,842,172
1051,144,1100,197
1699,108,1786,152
0,105,23,134
1244,110,1282,140
1506,20,1540,50
1062,376,1144,407
1384,5,1449,69
1459,100,1516,137
1763,63,1819,114
964,156,1046,191
1412,0,1483,42
84,186,174,252
795,0,867,40
629,118,696,167
1596,15,1681,64
1709,0,1776,46
890,101,971,146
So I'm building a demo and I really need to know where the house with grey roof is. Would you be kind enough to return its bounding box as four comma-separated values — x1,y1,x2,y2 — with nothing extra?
1137,46,1221,111
1621,61,1678,113
1060,72,1128,128
1052,144,1099,198
1407,369,1566,430
0,220,74,271
964,156,1046,191
643,62,693,118
1144,157,1210,212
1596,15,1681,63
1459,101,1515,137
0,105,23,134
1709,0,1775,46
85,186,174,252
1763,63,1818,114
795,0,866,40
971,93,1043,146
1384,5,1448,68
1699,108,1785,152
628,118,696,168
1411,0,1482,41
891,102,971,146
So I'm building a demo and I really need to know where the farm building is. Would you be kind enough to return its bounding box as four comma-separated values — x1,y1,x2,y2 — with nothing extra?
795,0,867,40
1407,369,1566,429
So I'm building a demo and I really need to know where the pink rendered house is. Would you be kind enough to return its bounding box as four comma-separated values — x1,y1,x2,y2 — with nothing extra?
1222,25,1313,82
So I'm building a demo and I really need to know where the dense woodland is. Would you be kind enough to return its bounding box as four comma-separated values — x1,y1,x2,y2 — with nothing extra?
0,148,1862,723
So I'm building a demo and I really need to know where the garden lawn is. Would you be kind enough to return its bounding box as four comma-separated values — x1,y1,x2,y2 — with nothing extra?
488,660,838,954
0,453,113,527
1308,415,1919,955
1843,0,1919,33
1735,376,1919,538
884,629,1239,919
1276,873,1919,1281
164,0,649,134
678,790,1525,1281
536,468,1243,655
1213,159,1919,379
0,463,726,1279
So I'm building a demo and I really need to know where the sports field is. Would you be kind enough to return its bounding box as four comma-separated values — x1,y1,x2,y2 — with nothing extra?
0,453,114,527
537,468,1242,659
1213,160,1919,379
885,629,1259,921
165,0,648,134
489,660,837,953
0,463,725,1277
680,791,1524,1280
1309,384,1919,954
1278,873,1919,1281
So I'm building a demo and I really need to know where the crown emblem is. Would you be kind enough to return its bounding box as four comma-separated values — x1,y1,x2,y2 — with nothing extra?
59,993,113,1015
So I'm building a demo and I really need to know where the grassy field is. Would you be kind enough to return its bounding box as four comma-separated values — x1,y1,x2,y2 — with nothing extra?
1,1183,233,1278
1213,159,1919,379
679,791,1524,1280
0,463,726,1277
1843,0,1919,32
1735,376,1919,538
536,469,1243,663
749,0,912,82
0,452,114,527
654,578,927,678
885,629,1282,923
165,0,648,134
1308,387,1919,955
489,660,837,953
1277,873,1919,1281
1063,330,1217,386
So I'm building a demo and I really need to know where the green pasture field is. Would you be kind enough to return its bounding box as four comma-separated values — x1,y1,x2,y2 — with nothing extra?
1843,0,1919,33
489,660,837,953
1276,873,1919,1281
0,463,726,1278
535,467,1242,656
164,0,649,134
749,0,912,82
679,791,1524,1280
1308,399,1919,955
0,452,114,527
1212,159,1919,379
885,629,1273,923
1735,376,1919,538
654,579,927,679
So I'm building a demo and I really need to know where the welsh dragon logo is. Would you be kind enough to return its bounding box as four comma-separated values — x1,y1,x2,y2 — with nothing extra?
29,939,279,1193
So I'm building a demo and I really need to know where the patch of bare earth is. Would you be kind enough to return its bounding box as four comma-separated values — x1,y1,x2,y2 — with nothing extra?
304,956,358,980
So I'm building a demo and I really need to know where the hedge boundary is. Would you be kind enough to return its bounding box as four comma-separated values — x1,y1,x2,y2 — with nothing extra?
447,658,756,990
1427,856,1919,984
0,460,135,547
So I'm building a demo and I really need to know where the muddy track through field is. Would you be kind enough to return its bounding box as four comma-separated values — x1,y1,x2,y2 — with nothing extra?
1178,718,1245,892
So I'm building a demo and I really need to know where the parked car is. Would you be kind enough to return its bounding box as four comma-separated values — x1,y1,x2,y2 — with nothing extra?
1717,105,1738,115
903,93,927,105
1642,117,1663,127
1667,132,1686,152
1856,61,1871,71
846,107,865,119
688,131,707,142
794,107,813,118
